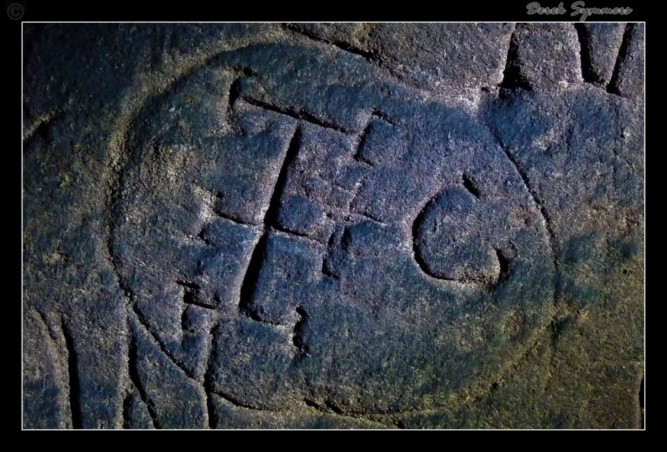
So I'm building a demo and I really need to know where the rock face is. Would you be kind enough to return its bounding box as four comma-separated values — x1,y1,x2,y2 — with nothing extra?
23,23,644,429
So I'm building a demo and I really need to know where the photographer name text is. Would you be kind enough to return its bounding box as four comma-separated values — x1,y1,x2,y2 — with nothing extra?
527,2,632,21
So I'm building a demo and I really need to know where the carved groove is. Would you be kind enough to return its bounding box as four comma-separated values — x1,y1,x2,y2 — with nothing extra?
238,233,270,321
499,24,532,91
129,305,197,381
495,248,511,283
60,319,83,429
128,330,160,428
292,306,309,354
236,126,304,323
485,127,561,306
239,95,353,134
121,393,133,429
210,209,261,228
462,173,481,199
352,111,395,166
411,191,489,284
574,24,604,85
176,281,217,309
265,126,302,225
203,322,221,430
607,23,634,95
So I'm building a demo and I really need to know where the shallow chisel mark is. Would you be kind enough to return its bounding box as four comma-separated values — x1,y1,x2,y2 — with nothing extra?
321,262,339,279
270,225,327,246
128,330,160,429
60,319,83,429
292,305,309,354
353,120,376,166
228,67,257,109
23,109,62,144
345,209,388,226
353,157,374,168
607,23,633,95
175,280,198,290
183,294,217,310
303,398,321,409
176,281,217,309
194,229,213,247
204,186,261,227
462,173,481,199
211,389,275,411
371,109,395,125
284,24,377,62
321,228,341,279
211,209,261,228
495,248,511,283
228,78,243,109
345,179,389,226
324,399,344,415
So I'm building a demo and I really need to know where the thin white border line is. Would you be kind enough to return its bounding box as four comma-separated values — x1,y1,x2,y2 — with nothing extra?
19,21,646,431
21,20,24,431
21,21,647,24
642,18,646,431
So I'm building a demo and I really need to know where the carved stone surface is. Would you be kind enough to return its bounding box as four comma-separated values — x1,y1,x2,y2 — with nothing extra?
23,23,644,429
